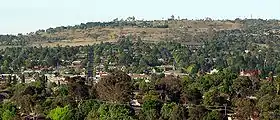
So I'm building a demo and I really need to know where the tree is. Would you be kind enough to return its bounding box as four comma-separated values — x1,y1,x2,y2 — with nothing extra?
158,75,182,103
86,108,99,120
142,90,160,102
55,85,69,97
203,88,226,106
21,74,25,83
170,15,175,20
2,110,16,120
12,85,36,114
97,104,135,120
1,60,10,73
160,103,186,120
139,80,155,92
86,103,135,120
12,75,17,85
188,106,207,120
118,52,132,66
181,87,202,105
275,75,280,94
232,76,253,97
75,100,101,120
0,102,17,120
203,110,223,120
140,100,162,120
6,75,11,86
257,94,280,119
96,70,133,103
257,81,276,98
67,76,89,101
233,98,255,120
48,105,73,120
184,64,199,74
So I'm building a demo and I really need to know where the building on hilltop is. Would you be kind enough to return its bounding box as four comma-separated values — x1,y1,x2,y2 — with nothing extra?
239,70,261,77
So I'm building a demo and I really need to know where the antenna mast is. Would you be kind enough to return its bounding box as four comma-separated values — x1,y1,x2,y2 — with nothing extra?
87,47,94,84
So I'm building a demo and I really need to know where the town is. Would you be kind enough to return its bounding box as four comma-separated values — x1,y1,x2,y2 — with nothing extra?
0,14,280,120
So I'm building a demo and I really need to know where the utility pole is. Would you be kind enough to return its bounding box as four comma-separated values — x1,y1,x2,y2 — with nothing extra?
87,47,94,85
223,104,227,118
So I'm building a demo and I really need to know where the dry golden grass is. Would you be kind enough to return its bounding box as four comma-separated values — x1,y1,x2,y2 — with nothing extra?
32,38,116,47
37,20,243,47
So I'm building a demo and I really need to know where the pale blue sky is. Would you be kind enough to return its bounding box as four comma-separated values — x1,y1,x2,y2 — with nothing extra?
1,0,280,34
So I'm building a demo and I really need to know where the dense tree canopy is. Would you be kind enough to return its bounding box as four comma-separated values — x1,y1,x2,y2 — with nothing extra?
96,70,133,103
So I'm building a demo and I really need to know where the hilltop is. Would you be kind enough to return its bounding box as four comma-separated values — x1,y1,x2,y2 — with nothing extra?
0,18,279,48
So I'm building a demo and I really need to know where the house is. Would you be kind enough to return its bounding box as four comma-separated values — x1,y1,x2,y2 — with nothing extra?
45,74,66,85
240,70,261,77
21,114,46,120
159,65,175,72
25,77,36,83
0,74,22,84
124,49,129,53
163,71,188,77
130,99,141,107
72,60,82,65
72,61,82,66
23,70,35,74
95,71,109,81
174,72,189,77
129,74,149,80
208,69,219,74
96,65,105,71
33,66,53,71
157,58,165,63
164,71,175,76
247,96,257,100
76,54,86,59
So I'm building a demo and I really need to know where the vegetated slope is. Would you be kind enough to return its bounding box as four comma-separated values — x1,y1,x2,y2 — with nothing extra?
1,18,279,47
34,20,244,47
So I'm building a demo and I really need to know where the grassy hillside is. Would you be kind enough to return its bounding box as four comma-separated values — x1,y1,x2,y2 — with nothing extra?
32,20,243,46
1,19,279,47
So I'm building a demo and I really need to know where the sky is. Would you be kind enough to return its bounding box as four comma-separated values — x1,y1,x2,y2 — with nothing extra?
0,0,280,34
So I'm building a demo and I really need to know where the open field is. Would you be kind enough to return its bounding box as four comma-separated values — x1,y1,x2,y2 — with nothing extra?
33,20,244,47
31,38,117,47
